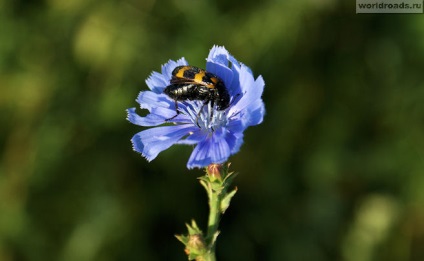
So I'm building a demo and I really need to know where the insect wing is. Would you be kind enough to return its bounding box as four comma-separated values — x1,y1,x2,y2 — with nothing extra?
170,75,197,85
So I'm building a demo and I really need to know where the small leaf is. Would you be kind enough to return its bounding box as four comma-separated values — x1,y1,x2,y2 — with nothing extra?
209,231,220,247
199,178,210,192
210,182,224,193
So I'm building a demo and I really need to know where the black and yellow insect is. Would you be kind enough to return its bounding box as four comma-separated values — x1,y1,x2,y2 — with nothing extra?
164,65,230,124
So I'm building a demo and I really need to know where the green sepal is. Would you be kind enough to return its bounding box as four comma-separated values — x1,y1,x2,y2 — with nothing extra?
175,234,189,245
222,171,238,186
220,187,238,214
187,219,202,235
199,176,222,193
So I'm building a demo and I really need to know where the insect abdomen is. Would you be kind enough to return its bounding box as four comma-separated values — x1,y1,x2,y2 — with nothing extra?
164,84,209,101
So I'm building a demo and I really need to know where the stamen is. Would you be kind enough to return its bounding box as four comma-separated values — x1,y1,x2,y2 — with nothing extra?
184,101,227,132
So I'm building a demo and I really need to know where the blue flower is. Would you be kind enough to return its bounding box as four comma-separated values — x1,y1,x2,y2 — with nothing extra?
127,46,265,169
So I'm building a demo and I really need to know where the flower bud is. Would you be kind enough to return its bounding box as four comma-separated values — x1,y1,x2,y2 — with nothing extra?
185,234,206,256
207,163,223,181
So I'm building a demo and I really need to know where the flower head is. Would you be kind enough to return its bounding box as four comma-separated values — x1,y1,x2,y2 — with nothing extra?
127,46,265,169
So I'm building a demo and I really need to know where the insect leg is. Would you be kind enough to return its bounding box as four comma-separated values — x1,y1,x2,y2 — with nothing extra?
165,100,180,122
195,101,209,128
210,99,215,121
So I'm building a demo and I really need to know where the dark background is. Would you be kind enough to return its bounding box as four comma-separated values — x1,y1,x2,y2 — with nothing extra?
1,0,424,260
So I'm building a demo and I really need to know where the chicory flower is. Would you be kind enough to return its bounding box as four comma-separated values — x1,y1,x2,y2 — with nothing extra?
127,46,265,169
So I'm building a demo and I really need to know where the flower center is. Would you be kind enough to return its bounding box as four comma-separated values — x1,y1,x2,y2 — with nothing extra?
186,102,228,132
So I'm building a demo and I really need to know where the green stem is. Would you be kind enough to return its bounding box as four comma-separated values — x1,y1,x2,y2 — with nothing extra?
205,186,220,261
202,251,217,261
177,164,237,261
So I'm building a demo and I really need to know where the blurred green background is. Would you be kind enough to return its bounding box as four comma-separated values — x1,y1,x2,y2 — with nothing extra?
1,0,424,260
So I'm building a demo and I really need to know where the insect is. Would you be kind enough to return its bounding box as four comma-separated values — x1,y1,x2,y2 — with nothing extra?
164,65,230,126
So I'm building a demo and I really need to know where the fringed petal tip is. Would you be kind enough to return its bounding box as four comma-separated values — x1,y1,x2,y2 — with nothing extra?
207,46,231,67
131,133,154,162
145,58,190,93
161,57,188,79
145,71,168,93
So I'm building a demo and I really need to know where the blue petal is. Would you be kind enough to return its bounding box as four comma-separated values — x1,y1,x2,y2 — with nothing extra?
186,129,231,169
136,91,200,124
225,119,245,153
145,71,168,93
131,124,197,161
186,138,210,168
176,129,206,145
236,75,265,126
207,46,230,67
227,60,242,98
207,46,251,99
226,129,244,154
137,91,172,111
245,101,265,126
230,67,264,117
228,53,241,69
127,107,166,126
210,131,231,162
238,64,256,94
206,62,233,90
244,76,265,126
230,63,254,96
151,107,192,123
